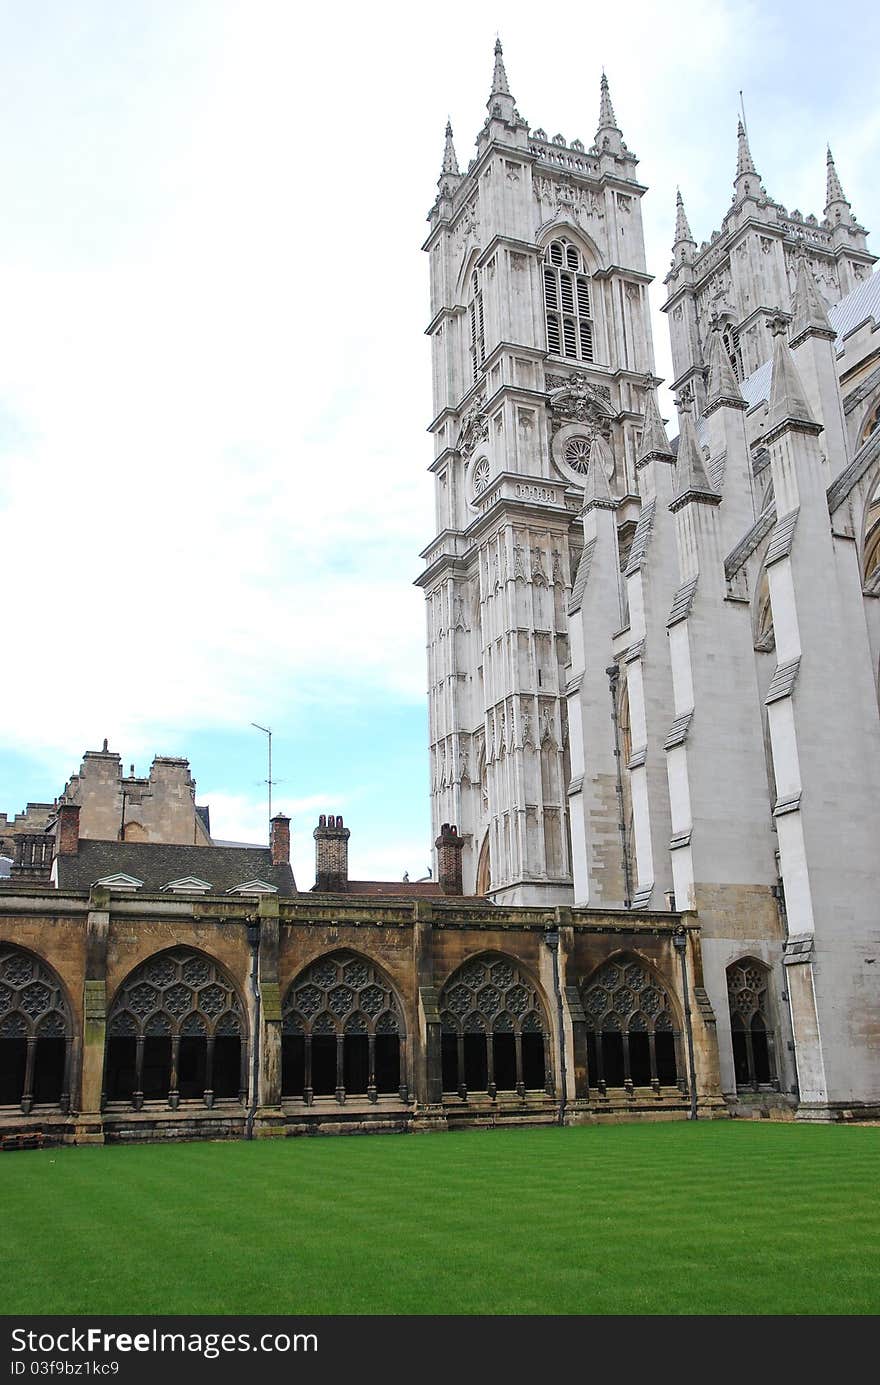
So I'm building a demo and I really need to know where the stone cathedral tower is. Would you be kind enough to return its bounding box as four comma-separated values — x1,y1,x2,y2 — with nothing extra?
417,44,657,904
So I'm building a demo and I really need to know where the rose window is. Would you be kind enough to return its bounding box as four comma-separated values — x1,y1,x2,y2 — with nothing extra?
563,436,591,474
472,457,492,494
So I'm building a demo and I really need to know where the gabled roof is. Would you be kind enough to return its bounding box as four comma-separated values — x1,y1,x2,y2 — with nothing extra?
55,840,296,895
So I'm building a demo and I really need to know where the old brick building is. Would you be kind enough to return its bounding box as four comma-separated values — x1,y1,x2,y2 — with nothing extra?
0,785,722,1144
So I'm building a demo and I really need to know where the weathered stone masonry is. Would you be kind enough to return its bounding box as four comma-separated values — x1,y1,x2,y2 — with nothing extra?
0,889,724,1145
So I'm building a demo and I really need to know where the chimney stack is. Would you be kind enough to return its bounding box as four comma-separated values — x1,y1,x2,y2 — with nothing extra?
270,813,291,867
57,803,81,857
313,814,350,892
435,823,464,896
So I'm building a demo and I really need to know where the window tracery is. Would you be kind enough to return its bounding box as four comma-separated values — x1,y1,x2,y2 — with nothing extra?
0,945,72,1113
105,949,245,1108
439,955,551,1098
543,238,594,363
727,959,778,1090
581,956,680,1092
282,952,406,1103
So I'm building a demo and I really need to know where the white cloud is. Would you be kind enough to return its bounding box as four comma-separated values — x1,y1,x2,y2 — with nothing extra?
1,0,877,790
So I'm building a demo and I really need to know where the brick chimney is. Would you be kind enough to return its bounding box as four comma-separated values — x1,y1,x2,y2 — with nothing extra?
435,823,464,896
270,813,290,867
57,802,81,857
313,814,350,892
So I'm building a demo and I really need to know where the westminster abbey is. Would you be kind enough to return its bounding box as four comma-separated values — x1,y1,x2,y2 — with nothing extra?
1,43,878,1143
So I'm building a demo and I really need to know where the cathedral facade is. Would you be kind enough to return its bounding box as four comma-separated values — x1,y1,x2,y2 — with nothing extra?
418,44,880,1118
1,45,878,1141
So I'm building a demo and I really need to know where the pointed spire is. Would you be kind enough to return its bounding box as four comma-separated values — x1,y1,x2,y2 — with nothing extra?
733,117,765,200
582,435,617,510
673,189,694,246
638,381,674,465
766,317,820,436
789,254,835,346
441,119,459,177
598,70,619,131
706,323,745,410
671,395,719,509
825,146,847,206
736,118,756,178
490,37,510,97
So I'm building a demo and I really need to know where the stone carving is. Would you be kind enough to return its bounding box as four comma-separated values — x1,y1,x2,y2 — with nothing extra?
547,372,615,438
458,396,489,459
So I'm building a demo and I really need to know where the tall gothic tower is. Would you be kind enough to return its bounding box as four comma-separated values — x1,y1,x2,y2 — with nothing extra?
417,45,657,904
664,130,874,408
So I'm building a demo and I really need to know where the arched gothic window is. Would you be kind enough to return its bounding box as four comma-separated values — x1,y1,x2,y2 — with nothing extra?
439,955,551,1098
543,238,594,363
469,270,485,382
727,959,778,1090
722,324,744,382
863,481,880,587
581,955,680,1092
0,946,73,1113
282,952,406,1103
105,949,246,1109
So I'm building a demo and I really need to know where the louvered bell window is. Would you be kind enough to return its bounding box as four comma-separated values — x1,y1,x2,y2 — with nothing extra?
469,270,486,381
543,239,594,363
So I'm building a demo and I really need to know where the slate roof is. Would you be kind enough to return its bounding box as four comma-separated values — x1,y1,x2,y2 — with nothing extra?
738,268,880,409
54,840,296,895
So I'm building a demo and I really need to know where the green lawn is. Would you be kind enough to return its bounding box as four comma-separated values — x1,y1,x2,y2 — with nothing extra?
2,1122,878,1315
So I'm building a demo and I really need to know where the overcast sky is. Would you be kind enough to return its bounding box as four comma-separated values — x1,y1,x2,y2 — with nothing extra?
0,0,877,887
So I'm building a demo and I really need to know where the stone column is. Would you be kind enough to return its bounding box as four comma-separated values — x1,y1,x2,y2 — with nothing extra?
75,885,109,1144
256,895,284,1132
413,902,446,1131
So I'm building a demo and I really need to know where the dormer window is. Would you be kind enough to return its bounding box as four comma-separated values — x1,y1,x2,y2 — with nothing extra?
469,270,485,381
94,873,143,893
543,239,593,362
226,879,278,896
160,877,213,895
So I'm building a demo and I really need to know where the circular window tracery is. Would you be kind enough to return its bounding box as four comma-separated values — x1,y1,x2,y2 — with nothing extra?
472,456,492,496
562,435,591,474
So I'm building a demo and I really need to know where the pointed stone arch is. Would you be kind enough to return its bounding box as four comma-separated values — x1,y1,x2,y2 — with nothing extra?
281,950,407,1104
0,944,74,1113
580,951,682,1092
105,947,247,1109
726,957,779,1091
438,952,552,1098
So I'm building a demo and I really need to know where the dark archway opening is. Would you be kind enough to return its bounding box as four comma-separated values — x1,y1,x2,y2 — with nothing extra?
441,1032,458,1092
311,1036,337,1096
629,1032,652,1086
344,1036,369,1094
178,1038,207,1100
281,1036,305,1097
602,1032,625,1087
375,1036,400,1093
463,1034,488,1092
0,1039,27,1105
106,1037,136,1101
213,1037,241,1099
33,1038,66,1104
142,1038,171,1100
492,1033,517,1090
656,1032,677,1085
522,1032,546,1090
